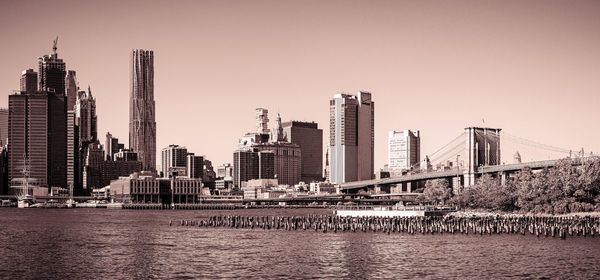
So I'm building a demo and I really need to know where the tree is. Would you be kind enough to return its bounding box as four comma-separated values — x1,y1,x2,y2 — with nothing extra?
422,179,451,205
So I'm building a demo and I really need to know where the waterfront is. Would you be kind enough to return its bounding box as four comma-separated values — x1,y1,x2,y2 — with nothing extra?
1,209,600,279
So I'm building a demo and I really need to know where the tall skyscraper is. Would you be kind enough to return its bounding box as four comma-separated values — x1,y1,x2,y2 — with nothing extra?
329,91,374,184
388,130,420,172
8,92,49,187
130,49,156,172
282,120,323,183
20,69,38,94
161,144,188,177
65,70,78,111
8,40,68,190
39,40,67,188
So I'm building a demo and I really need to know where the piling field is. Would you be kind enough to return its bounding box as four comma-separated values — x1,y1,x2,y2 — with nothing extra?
172,215,600,239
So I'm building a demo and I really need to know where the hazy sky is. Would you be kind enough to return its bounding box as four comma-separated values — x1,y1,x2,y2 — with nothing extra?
1,0,599,170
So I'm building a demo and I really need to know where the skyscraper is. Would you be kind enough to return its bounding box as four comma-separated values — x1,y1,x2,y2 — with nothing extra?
329,91,374,184
388,130,420,172
8,91,49,187
282,120,323,183
75,86,97,145
65,70,78,111
130,49,156,172
20,69,37,94
39,39,67,188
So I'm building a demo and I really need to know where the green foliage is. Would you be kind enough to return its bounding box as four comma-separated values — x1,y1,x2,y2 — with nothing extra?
451,156,600,214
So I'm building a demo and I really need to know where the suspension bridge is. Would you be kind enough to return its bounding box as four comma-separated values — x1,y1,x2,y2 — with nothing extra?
340,126,594,194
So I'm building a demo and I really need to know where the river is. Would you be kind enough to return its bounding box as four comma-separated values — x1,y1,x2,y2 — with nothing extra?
0,208,599,279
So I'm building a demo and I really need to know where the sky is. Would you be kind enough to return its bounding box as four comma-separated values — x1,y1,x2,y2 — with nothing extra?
1,0,599,170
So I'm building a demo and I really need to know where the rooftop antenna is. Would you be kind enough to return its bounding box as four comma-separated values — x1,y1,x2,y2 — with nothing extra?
52,36,58,55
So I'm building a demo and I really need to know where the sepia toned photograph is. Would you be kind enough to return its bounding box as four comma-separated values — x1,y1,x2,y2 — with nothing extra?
0,0,599,279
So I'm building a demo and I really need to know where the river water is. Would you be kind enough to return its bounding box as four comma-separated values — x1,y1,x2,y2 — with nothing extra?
1,208,599,279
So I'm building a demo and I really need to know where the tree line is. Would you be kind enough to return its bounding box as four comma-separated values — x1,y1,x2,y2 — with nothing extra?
417,157,600,214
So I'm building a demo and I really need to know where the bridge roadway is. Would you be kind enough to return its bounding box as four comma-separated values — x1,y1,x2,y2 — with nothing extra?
339,158,576,191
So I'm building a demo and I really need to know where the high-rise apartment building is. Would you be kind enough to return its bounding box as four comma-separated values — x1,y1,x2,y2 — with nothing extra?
388,130,420,172
282,121,323,183
161,144,188,177
329,91,374,184
129,49,156,172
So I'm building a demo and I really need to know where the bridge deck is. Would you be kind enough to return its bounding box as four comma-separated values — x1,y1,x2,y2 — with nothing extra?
340,158,584,190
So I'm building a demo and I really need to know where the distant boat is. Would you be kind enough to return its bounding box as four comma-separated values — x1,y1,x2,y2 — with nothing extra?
17,194,35,209
13,156,37,208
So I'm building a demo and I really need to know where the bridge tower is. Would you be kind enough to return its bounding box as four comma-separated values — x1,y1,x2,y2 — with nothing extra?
464,127,501,186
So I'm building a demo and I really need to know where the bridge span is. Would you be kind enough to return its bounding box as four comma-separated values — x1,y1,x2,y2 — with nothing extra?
340,157,591,194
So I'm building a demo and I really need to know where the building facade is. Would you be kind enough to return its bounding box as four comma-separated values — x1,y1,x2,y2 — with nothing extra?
233,149,275,187
75,87,97,146
20,69,38,95
388,130,420,172
161,144,188,177
65,70,78,111
252,142,301,186
282,121,323,183
110,174,203,204
38,44,68,189
130,49,156,172
115,149,138,161
0,108,7,147
83,142,142,190
105,132,124,161
8,90,68,189
186,154,204,179
329,91,374,184
67,110,80,191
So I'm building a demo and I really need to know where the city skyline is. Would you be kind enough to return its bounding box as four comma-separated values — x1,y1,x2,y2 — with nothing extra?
1,0,599,171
